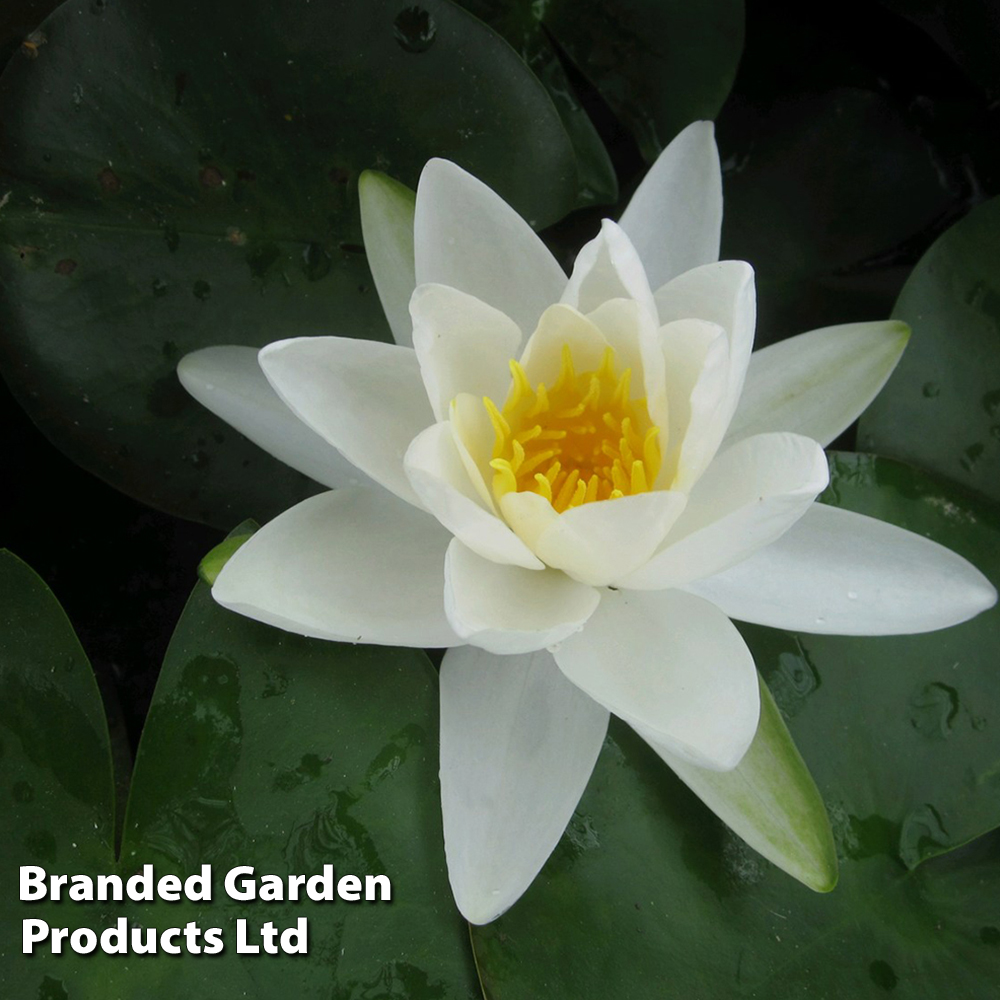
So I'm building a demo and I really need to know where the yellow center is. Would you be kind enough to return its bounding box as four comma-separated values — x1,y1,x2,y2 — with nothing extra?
483,343,662,513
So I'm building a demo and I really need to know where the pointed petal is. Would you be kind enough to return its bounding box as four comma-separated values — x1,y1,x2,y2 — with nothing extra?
654,260,756,430
517,303,609,387
554,589,760,770
726,321,912,447
405,422,542,569
685,502,998,634
658,318,730,488
213,488,461,647
534,491,688,587
359,170,416,347
259,337,432,507
177,346,372,490
440,646,609,924
410,283,523,420
450,393,499,511
444,540,599,654
562,219,658,325
414,158,565,339
643,673,838,892
620,433,829,590
618,121,723,289
586,297,665,418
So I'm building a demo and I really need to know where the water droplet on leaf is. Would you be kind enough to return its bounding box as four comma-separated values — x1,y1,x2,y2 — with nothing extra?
394,6,437,53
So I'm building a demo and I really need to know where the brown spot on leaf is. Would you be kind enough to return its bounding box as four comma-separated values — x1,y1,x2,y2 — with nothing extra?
98,167,121,193
54,259,77,276
199,165,224,188
20,31,46,59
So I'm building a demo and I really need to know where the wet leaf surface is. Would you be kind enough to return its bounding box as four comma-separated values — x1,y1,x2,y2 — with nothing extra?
1,549,479,999
0,0,580,528
458,0,744,163
471,453,1000,999
860,196,1000,503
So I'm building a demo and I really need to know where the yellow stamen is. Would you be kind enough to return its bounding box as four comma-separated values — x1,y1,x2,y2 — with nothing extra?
482,339,664,513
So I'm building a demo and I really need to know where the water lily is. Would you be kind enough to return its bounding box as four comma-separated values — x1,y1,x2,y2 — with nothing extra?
178,122,996,925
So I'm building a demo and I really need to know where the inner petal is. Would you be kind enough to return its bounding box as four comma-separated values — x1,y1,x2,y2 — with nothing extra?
484,342,663,514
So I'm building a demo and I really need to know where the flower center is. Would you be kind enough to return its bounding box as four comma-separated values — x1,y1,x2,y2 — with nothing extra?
483,343,661,513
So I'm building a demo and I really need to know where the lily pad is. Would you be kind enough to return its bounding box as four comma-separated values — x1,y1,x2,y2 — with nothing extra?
0,0,580,528
460,0,745,163
719,87,955,348
1,549,478,998
859,196,1000,503
471,453,1000,999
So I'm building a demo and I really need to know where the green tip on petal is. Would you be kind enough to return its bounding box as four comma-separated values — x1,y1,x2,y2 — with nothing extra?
358,170,417,347
198,519,258,586
889,319,912,350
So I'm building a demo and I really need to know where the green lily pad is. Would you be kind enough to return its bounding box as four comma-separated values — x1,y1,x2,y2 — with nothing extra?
461,0,745,163
452,0,617,206
1,549,478,998
471,453,1000,999
720,87,955,348
859,196,1000,503
0,0,580,529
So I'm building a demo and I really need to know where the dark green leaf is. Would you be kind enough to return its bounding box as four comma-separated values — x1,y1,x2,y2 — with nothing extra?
859,196,1000,502
452,1,617,206
2,554,478,998
463,0,744,163
719,88,955,347
0,0,579,528
471,453,1000,999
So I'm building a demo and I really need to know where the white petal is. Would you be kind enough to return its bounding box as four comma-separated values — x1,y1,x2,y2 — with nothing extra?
359,170,416,347
444,540,600,654
499,489,560,552
726,321,912,447
620,433,829,590
655,260,756,432
517,303,609,388
405,422,542,569
685,502,998,634
177,346,372,490
534,491,688,587
587,299,666,402
553,588,760,770
213,488,461,647
659,318,730,488
562,219,658,325
414,158,566,339
259,337,432,507
586,297,668,436
618,121,722,289
450,393,498,511
410,284,523,421
643,674,838,892
440,646,609,924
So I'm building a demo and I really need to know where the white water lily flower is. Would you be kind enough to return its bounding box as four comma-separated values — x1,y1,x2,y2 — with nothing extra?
179,122,997,925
